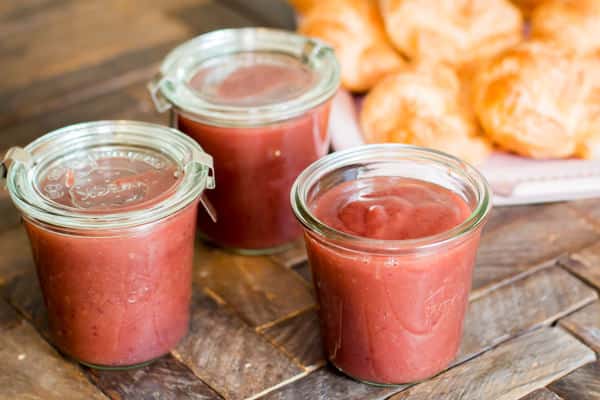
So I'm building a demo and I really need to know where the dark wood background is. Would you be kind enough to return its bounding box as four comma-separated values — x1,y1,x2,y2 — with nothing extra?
1,1,599,399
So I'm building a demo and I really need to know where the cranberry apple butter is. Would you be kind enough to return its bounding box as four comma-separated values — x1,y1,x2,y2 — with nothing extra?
149,28,340,254
2,121,214,369
291,145,492,385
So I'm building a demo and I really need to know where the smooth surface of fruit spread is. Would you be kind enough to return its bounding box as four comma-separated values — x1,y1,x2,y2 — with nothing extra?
27,151,195,367
311,177,472,240
305,176,479,384
179,58,331,251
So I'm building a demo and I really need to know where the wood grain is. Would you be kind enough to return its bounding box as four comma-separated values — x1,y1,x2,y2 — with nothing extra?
292,261,312,284
0,1,257,150
459,266,597,363
0,227,35,286
548,361,600,400
261,266,595,399
472,203,599,297
1,271,48,337
561,241,600,290
194,243,315,328
559,301,600,353
484,204,546,234
3,270,304,400
0,299,108,400
1,0,193,89
390,328,596,400
173,290,303,400
259,307,324,370
0,81,166,150
0,194,22,235
520,389,564,400
259,366,406,400
270,240,307,269
87,355,223,400
569,198,600,228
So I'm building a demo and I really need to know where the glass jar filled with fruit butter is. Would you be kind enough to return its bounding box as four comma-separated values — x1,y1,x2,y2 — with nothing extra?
148,28,340,254
1,121,214,369
291,144,492,385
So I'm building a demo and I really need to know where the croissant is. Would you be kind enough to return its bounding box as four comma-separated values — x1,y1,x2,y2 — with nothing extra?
361,63,491,164
288,0,319,13
473,41,599,159
531,0,600,56
379,0,523,66
296,0,406,92
509,0,549,15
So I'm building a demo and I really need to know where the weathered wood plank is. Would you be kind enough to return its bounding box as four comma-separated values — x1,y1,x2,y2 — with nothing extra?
217,0,296,29
173,290,303,400
269,240,307,269
259,366,406,400
3,270,304,400
0,299,108,400
0,1,193,89
0,227,34,286
459,267,597,363
258,307,324,370
559,301,600,354
194,243,314,328
472,203,599,297
390,328,596,400
484,204,546,234
292,261,312,284
0,82,166,150
548,361,600,400
0,1,258,150
519,389,564,400
87,355,223,400
569,198,600,228
261,266,596,399
0,192,22,235
561,241,600,290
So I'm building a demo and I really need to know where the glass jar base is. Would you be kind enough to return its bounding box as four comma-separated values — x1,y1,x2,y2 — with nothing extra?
330,362,435,387
76,355,165,370
197,232,297,255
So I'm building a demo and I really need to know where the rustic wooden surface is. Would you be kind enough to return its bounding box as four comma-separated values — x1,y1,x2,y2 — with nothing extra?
1,1,600,399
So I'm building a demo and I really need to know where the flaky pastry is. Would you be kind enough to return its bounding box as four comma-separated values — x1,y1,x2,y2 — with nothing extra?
297,0,406,92
360,63,491,164
379,0,523,66
531,0,600,56
473,41,600,159
287,0,319,13
509,0,549,15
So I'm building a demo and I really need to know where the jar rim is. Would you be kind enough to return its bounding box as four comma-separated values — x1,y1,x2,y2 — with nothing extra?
5,120,214,231
149,27,340,127
290,144,492,253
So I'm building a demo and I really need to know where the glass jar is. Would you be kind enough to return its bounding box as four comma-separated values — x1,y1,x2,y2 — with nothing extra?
291,144,492,385
148,28,340,254
1,121,214,369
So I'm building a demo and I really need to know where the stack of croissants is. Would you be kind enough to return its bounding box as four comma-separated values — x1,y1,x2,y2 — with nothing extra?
290,0,600,164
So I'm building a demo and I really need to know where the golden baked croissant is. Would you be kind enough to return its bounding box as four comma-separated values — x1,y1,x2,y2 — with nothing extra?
531,0,600,55
296,0,406,92
473,41,599,159
360,63,491,164
379,0,523,66
287,0,319,13
509,0,549,15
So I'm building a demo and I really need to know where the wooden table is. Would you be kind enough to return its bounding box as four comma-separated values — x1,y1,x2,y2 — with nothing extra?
1,1,599,399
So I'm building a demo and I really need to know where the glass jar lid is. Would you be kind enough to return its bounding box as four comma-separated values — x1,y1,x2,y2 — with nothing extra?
148,28,340,127
3,121,214,231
